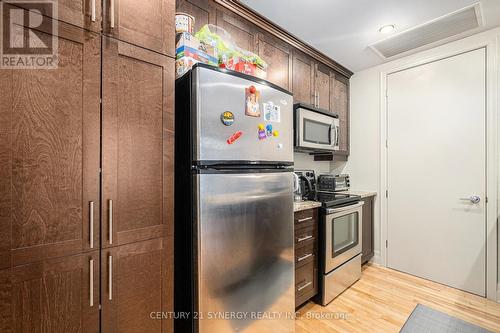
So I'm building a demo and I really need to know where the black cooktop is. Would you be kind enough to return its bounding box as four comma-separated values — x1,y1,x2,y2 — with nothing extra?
315,191,361,208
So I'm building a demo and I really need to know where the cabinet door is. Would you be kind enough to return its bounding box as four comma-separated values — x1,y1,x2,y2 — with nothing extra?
216,8,256,52
102,37,174,248
331,74,350,155
316,64,331,110
361,197,374,264
103,0,175,57
0,15,100,270
0,251,100,333
176,0,216,33
256,31,292,90
292,50,314,105
101,238,173,333
9,0,102,32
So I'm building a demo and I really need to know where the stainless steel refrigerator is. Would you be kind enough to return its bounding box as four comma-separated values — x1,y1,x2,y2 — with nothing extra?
175,64,295,333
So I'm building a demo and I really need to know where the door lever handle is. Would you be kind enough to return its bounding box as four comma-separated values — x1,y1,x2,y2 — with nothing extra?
460,195,481,204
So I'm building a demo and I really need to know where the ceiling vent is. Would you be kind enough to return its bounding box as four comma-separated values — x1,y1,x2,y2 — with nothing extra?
370,3,483,59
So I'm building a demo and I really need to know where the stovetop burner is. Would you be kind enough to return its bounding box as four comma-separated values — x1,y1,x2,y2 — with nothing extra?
315,191,361,208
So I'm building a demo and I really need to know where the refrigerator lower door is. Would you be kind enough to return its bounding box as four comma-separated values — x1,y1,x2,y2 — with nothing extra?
197,171,294,333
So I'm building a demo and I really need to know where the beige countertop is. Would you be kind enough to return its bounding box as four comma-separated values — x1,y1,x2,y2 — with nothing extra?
293,200,322,212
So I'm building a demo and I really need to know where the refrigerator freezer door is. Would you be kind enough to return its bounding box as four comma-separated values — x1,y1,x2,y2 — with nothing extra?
197,172,294,333
193,67,294,164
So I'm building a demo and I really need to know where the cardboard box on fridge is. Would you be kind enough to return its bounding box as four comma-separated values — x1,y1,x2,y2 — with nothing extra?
176,46,218,65
175,32,217,60
222,56,267,79
175,56,198,79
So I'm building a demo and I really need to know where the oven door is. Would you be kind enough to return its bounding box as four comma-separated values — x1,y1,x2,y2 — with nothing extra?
323,202,363,273
296,107,339,152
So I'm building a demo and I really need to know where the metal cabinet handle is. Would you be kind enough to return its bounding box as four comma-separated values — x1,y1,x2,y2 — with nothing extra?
297,235,313,243
108,255,113,300
297,217,312,223
108,199,113,244
460,195,481,204
297,253,313,262
110,0,115,28
317,92,320,107
297,281,312,292
89,201,94,248
89,259,94,307
91,0,96,22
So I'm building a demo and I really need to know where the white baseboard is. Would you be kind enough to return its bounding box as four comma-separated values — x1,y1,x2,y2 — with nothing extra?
369,250,382,265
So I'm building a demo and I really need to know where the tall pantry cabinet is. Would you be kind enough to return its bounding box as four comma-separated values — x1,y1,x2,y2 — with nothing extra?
0,1,175,332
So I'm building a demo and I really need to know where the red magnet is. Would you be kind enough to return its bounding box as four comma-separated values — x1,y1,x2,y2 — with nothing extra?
249,85,257,94
227,131,243,144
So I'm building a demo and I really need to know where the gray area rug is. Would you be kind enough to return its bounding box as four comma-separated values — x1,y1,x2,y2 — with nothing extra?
400,304,493,333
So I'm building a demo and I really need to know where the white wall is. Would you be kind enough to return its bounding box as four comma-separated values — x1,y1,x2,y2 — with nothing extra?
346,27,500,297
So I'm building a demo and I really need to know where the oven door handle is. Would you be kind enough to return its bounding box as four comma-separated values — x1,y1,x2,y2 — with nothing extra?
326,201,364,215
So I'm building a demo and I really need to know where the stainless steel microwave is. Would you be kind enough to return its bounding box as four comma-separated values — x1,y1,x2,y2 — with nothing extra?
294,103,340,152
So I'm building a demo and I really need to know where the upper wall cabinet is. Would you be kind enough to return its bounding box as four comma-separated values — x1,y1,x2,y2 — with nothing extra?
177,0,216,32
0,15,101,270
101,37,174,248
256,31,292,90
216,8,257,52
315,63,331,111
103,0,175,56
9,0,102,32
292,50,315,105
330,74,349,155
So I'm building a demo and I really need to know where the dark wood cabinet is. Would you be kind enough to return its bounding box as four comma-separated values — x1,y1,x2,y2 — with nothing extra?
0,17,101,270
216,7,257,52
361,196,375,264
102,37,174,248
0,251,100,332
331,74,350,156
256,31,292,90
292,50,315,105
294,208,318,308
103,0,175,56
315,63,331,110
101,238,173,333
0,4,175,332
10,0,102,32
176,0,216,32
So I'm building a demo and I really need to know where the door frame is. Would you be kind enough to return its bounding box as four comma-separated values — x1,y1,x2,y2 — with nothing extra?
379,34,499,301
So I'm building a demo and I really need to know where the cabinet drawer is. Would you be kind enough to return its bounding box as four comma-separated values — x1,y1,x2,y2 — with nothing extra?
295,243,315,268
295,225,315,248
295,261,316,298
294,209,316,229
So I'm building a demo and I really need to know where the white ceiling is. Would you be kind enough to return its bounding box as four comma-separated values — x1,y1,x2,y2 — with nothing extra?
240,0,500,72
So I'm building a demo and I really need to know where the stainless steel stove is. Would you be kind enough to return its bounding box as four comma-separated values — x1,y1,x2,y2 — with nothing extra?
314,177,363,306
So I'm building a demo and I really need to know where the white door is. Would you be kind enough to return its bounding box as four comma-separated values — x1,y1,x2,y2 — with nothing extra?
387,48,486,296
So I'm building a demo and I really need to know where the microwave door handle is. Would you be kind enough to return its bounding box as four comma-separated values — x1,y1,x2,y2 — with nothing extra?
335,125,339,147
329,124,334,148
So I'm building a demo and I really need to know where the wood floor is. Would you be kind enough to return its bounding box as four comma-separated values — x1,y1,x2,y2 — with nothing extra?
296,264,500,333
